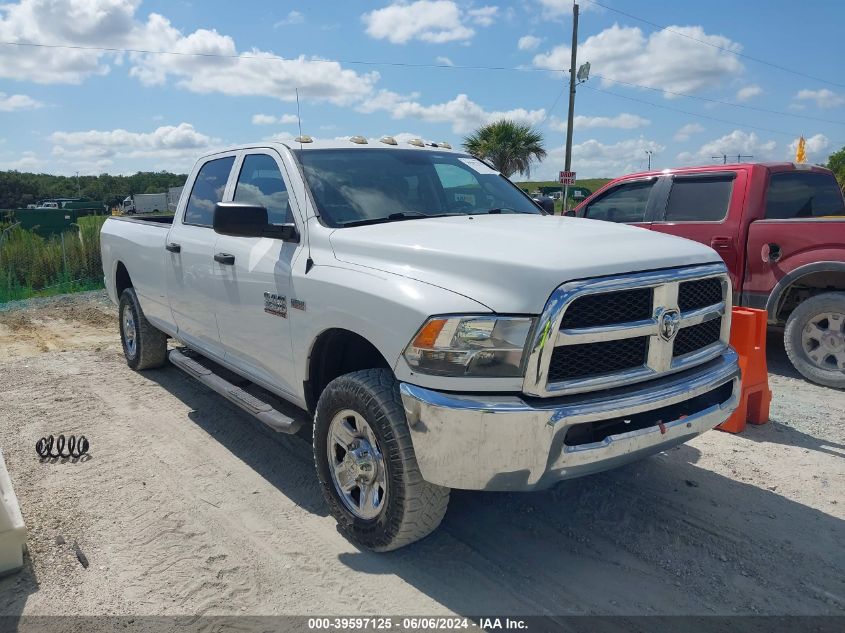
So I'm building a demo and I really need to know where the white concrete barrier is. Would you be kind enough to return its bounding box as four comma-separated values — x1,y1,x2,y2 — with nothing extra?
0,449,26,575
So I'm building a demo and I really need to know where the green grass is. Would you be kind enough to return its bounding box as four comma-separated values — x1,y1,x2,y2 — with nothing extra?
0,215,107,304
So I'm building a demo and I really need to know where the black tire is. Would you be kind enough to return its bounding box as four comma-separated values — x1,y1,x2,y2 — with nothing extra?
119,288,168,370
313,369,450,551
784,292,845,389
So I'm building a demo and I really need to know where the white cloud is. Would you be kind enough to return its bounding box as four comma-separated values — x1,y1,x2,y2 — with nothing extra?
362,1,494,44
534,24,744,95
251,113,299,125
794,88,845,109
537,0,602,18
274,10,304,28
359,90,545,133
674,122,704,141
467,6,498,26
0,0,378,105
435,56,454,66
0,150,46,171
680,130,777,164
518,35,542,51
533,137,665,179
0,92,43,111
550,113,650,130
788,134,831,163
48,122,221,172
735,84,762,102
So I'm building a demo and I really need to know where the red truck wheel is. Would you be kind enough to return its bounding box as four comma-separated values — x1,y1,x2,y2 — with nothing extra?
784,292,845,389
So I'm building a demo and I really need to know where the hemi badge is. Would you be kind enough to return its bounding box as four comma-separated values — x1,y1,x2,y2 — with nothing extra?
291,298,306,311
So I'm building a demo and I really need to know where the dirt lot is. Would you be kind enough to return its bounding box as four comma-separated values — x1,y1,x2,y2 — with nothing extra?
0,291,843,617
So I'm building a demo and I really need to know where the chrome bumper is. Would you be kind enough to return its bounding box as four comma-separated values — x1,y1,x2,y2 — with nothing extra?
399,349,740,491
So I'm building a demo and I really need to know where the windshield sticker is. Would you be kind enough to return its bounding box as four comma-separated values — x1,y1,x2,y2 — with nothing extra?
454,193,476,205
458,158,499,175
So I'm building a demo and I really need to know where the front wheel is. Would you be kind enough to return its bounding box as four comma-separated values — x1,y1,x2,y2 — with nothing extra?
784,292,845,389
313,369,450,551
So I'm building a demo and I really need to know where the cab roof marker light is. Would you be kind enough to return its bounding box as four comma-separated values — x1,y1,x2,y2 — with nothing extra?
294,135,313,143
349,136,368,144
407,138,425,147
438,142,452,149
380,136,398,145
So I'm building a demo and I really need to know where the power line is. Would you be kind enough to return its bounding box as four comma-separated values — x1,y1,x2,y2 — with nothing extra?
0,40,563,73
581,0,845,90
592,73,845,126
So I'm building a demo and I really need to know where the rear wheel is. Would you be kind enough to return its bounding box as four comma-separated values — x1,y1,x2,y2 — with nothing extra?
313,369,449,551
784,292,845,389
119,288,167,370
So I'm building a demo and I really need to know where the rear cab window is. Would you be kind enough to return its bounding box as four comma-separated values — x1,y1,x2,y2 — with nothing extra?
184,156,236,226
764,171,845,219
583,180,655,223
661,174,734,222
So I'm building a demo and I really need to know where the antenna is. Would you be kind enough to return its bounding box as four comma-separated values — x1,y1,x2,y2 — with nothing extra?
296,88,303,150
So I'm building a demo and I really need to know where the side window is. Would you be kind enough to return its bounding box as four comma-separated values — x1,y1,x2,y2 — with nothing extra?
664,176,733,222
234,154,292,224
765,172,845,219
584,181,654,223
184,156,235,226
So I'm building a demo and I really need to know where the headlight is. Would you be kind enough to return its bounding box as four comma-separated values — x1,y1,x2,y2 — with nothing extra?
403,315,535,377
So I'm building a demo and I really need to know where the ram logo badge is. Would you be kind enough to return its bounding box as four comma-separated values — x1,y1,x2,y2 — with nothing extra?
263,292,287,318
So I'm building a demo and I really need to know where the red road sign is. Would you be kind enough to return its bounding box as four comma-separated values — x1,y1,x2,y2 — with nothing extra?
559,171,576,185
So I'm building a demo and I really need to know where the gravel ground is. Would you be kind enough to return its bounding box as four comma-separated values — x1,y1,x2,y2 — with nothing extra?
0,291,843,617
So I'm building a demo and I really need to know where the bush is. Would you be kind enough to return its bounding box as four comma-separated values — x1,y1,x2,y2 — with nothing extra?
0,215,107,303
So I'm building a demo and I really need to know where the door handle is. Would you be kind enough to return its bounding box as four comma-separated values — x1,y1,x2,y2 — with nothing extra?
762,242,782,263
214,253,235,265
165,242,181,253
710,236,732,250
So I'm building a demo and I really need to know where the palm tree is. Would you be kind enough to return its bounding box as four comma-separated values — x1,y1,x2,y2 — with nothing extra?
462,119,547,178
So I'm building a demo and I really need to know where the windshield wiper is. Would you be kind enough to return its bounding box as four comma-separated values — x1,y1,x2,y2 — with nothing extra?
339,212,436,228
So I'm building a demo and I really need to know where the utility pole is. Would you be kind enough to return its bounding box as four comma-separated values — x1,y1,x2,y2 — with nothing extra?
645,150,653,170
75,171,81,197
736,153,753,162
564,2,579,174
711,154,728,165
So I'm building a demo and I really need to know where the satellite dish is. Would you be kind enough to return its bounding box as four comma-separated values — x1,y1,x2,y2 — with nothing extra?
576,61,591,82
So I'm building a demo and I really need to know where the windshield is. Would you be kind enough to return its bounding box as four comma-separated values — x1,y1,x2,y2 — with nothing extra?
294,148,542,227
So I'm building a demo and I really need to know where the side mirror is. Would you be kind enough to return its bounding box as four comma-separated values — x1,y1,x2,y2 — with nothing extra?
213,202,299,242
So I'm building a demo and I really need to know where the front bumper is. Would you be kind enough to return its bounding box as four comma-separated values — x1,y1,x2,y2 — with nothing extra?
400,349,740,491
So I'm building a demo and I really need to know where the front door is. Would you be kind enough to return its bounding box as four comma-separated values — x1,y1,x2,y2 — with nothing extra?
213,151,303,397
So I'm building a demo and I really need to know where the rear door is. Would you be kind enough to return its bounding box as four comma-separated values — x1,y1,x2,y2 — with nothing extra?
166,153,237,359
579,177,660,230
649,171,746,290
212,150,304,397
743,169,845,311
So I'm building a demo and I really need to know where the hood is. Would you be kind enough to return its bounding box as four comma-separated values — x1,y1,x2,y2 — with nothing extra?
329,214,722,313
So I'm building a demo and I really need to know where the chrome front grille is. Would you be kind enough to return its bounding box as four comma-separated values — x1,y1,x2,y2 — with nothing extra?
523,263,731,397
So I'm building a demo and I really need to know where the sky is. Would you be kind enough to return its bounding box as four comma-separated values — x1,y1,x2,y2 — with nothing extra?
0,0,843,180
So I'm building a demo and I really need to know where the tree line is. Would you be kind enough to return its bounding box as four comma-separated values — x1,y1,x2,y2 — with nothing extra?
0,170,187,209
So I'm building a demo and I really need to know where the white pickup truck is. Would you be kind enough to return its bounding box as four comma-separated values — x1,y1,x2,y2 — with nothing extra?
101,138,741,551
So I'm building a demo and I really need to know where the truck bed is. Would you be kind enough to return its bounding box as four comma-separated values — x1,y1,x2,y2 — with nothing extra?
109,214,174,226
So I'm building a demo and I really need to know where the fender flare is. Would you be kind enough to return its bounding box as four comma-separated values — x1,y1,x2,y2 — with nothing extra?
765,261,845,320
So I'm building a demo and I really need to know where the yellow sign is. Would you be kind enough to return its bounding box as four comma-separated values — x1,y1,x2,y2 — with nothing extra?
796,136,807,163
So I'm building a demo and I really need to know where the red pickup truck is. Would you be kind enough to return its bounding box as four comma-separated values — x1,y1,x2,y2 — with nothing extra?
573,162,845,388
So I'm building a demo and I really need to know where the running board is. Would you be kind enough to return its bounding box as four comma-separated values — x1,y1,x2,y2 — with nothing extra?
168,349,302,434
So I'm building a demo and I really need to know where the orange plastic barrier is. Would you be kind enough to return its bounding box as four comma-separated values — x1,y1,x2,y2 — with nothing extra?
717,307,772,434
